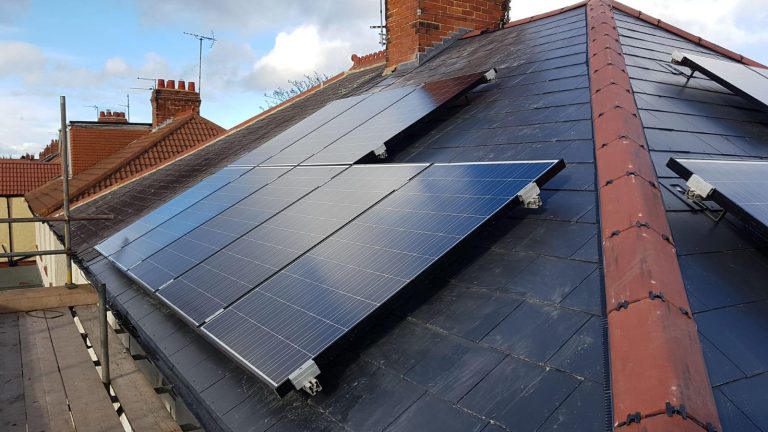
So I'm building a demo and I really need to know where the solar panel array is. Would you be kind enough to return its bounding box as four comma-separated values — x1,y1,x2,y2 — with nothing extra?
95,70,570,393
202,161,563,388
667,158,768,238
672,51,768,112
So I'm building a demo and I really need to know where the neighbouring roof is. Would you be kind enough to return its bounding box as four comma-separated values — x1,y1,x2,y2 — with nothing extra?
0,159,60,196
36,2,768,431
67,122,152,175
26,112,225,216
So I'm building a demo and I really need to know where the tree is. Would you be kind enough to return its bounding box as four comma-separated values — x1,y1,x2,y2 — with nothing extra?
261,72,329,110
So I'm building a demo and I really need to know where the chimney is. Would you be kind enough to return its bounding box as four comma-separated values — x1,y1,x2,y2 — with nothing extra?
98,109,128,124
151,79,201,127
385,0,509,69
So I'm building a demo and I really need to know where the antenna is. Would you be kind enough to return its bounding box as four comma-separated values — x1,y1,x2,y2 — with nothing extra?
84,105,99,119
184,31,217,95
117,94,130,122
369,0,386,47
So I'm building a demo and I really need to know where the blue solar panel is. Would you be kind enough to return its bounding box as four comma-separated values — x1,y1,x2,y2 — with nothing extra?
107,167,286,270
201,160,564,390
667,158,768,239
304,71,492,165
128,166,344,290
261,87,417,166
231,95,369,167
157,164,428,326
95,167,250,257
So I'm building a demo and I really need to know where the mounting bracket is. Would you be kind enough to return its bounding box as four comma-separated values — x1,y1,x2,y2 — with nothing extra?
289,360,322,395
518,182,543,209
685,174,714,200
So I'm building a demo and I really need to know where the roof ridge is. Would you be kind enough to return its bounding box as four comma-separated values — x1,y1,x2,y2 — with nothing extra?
462,1,588,39
587,1,721,430
612,0,767,68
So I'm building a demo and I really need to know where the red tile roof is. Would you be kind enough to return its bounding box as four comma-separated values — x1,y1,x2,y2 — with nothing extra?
0,159,61,196
26,112,224,215
68,124,151,175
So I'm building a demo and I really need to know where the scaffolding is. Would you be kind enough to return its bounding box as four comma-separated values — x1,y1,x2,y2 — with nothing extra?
0,96,114,386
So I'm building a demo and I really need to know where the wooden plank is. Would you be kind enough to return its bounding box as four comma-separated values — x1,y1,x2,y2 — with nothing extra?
76,306,181,432
0,285,96,314
0,314,25,431
19,310,74,432
46,308,124,432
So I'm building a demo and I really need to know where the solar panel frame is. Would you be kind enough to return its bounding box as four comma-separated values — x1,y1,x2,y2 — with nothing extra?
667,157,768,240
672,51,768,112
200,159,565,393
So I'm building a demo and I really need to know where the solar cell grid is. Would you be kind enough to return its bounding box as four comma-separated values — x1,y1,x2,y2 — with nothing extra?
261,87,418,166
108,167,285,270
157,164,428,326
230,95,370,167
127,166,348,290
202,160,564,389
304,71,493,165
95,167,250,257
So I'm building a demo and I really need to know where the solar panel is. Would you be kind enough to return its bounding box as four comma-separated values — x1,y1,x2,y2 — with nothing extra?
95,167,250,257
201,160,564,393
231,95,370,167
107,167,287,270
672,51,768,111
667,158,768,239
156,164,428,326
128,166,345,291
304,71,495,165
260,87,418,166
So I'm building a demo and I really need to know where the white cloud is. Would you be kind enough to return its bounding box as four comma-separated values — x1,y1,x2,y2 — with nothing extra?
0,93,59,158
248,25,348,88
104,57,130,76
0,41,47,76
508,0,768,60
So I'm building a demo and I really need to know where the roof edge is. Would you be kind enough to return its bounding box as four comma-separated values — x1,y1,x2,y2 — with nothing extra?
612,0,767,68
587,0,721,430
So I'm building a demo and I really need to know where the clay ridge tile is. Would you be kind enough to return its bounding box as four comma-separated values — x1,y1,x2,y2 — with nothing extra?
587,0,720,430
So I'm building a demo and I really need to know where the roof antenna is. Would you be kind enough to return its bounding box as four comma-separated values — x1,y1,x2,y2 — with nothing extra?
184,31,217,95
370,0,386,47
84,105,99,120
117,94,130,122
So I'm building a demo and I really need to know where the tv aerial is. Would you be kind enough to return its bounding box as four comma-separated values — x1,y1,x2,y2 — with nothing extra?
184,31,217,95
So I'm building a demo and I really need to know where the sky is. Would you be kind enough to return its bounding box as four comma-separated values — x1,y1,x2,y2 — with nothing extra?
0,0,766,158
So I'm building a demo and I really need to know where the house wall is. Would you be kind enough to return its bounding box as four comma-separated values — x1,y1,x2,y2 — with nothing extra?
35,222,87,286
0,196,36,265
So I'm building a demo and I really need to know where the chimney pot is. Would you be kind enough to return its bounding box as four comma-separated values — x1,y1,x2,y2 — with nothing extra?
157,79,165,89
167,79,175,90
178,80,186,91
188,81,196,92
99,111,106,118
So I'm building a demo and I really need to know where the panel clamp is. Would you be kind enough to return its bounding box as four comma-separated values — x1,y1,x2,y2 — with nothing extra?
289,360,323,396
685,174,715,200
518,182,542,209
373,144,389,159
665,401,688,420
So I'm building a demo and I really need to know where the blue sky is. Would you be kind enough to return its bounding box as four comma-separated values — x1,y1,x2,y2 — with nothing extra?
1,0,766,157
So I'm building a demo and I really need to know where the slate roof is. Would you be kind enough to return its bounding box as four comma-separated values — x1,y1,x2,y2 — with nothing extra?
0,159,60,196
26,113,225,216
35,2,768,431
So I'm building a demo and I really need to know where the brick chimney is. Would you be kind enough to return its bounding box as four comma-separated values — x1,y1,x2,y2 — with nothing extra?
97,110,128,124
151,79,200,127
386,0,509,69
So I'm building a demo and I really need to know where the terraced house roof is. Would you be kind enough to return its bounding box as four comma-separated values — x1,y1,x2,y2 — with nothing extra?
27,1,768,431
0,159,60,196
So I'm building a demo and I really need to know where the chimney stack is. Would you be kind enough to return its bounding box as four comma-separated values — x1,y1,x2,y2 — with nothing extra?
98,109,128,123
385,0,509,69
151,78,201,127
